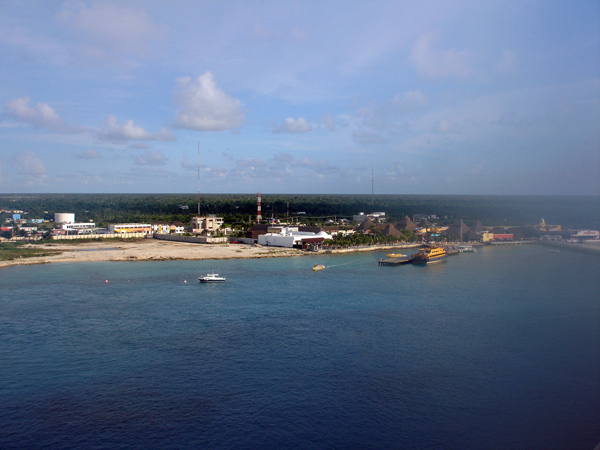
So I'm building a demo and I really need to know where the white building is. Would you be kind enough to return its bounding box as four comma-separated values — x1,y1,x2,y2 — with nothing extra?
258,227,332,248
353,212,386,223
61,222,96,231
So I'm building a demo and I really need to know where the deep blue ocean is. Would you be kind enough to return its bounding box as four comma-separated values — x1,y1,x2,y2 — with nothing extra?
1,244,599,450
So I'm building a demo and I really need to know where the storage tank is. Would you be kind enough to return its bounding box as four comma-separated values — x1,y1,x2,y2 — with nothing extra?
54,213,75,224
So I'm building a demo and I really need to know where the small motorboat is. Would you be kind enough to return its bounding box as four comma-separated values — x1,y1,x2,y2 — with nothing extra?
386,253,406,258
313,264,325,271
199,272,226,283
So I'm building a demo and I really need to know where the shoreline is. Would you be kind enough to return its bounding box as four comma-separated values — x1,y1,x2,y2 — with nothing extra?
0,240,422,270
5,239,596,270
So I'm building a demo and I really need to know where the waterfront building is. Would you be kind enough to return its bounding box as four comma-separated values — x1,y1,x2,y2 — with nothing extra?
108,224,152,234
258,227,332,248
482,232,514,242
191,215,223,234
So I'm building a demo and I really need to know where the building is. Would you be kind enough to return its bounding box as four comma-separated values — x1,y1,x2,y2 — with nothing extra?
258,227,332,248
191,215,223,234
108,223,152,234
567,230,600,241
61,222,96,232
245,224,270,240
395,216,417,232
152,222,186,234
482,232,514,242
353,212,386,223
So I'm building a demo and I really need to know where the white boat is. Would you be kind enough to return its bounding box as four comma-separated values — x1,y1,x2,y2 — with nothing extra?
456,245,477,252
199,272,226,283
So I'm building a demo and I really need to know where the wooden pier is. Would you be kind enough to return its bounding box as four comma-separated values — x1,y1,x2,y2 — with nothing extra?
379,256,413,266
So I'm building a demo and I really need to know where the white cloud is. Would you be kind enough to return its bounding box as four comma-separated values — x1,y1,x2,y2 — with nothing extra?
98,115,175,143
59,3,166,57
411,32,471,78
321,114,336,131
77,149,99,159
10,151,47,179
272,117,312,134
393,89,427,112
4,97,69,132
172,72,246,131
431,119,461,133
132,150,168,166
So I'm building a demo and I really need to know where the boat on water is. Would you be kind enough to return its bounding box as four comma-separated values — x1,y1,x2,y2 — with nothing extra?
549,250,561,253
411,246,447,264
386,253,406,258
199,272,226,283
456,245,477,252
313,264,325,271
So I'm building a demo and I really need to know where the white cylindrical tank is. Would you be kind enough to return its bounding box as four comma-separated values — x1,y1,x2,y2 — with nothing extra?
54,213,75,224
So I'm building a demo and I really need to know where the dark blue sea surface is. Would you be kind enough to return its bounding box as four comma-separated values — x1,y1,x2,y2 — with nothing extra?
1,245,599,449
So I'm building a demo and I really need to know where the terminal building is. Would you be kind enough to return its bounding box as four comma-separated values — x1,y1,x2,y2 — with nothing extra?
258,226,332,249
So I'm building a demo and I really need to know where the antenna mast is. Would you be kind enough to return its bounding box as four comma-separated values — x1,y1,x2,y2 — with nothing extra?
371,168,374,206
197,141,200,216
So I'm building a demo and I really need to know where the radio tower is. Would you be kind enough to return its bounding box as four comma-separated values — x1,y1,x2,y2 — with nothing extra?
257,192,262,223
197,142,201,215
371,168,374,206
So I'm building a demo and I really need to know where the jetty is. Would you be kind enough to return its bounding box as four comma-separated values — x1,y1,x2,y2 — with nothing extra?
379,255,413,266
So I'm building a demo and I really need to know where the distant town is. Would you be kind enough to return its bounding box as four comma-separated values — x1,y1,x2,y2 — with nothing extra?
2,195,598,251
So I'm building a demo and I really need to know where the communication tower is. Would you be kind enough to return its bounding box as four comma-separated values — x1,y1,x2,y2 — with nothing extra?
257,192,262,223
371,168,374,205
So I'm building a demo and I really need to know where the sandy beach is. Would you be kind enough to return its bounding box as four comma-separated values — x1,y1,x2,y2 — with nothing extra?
0,239,422,270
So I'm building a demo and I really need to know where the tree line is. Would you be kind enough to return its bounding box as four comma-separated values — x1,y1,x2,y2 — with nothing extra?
0,194,598,230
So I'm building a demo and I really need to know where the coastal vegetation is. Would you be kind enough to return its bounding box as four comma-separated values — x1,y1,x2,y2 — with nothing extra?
0,243,60,261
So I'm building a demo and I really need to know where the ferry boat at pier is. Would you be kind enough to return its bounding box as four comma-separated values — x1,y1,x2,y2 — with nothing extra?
411,246,447,264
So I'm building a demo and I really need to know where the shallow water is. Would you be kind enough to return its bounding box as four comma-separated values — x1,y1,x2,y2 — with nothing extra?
1,245,599,449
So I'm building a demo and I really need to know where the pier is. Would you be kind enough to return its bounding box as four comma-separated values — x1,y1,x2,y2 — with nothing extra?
379,256,413,266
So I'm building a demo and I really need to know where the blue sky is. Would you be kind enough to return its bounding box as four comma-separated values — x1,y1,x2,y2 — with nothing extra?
0,0,598,195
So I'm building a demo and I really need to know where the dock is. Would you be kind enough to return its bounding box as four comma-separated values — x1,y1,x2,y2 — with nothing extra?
379,256,413,266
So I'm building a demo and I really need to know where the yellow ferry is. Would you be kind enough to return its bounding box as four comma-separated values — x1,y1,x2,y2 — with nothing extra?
313,264,325,271
411,246,447,264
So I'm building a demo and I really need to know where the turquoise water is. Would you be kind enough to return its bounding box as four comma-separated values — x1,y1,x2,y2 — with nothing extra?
1,245,599,449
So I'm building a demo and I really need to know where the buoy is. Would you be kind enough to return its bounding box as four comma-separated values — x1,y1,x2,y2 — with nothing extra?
105,280,108,283
184,280,187,284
